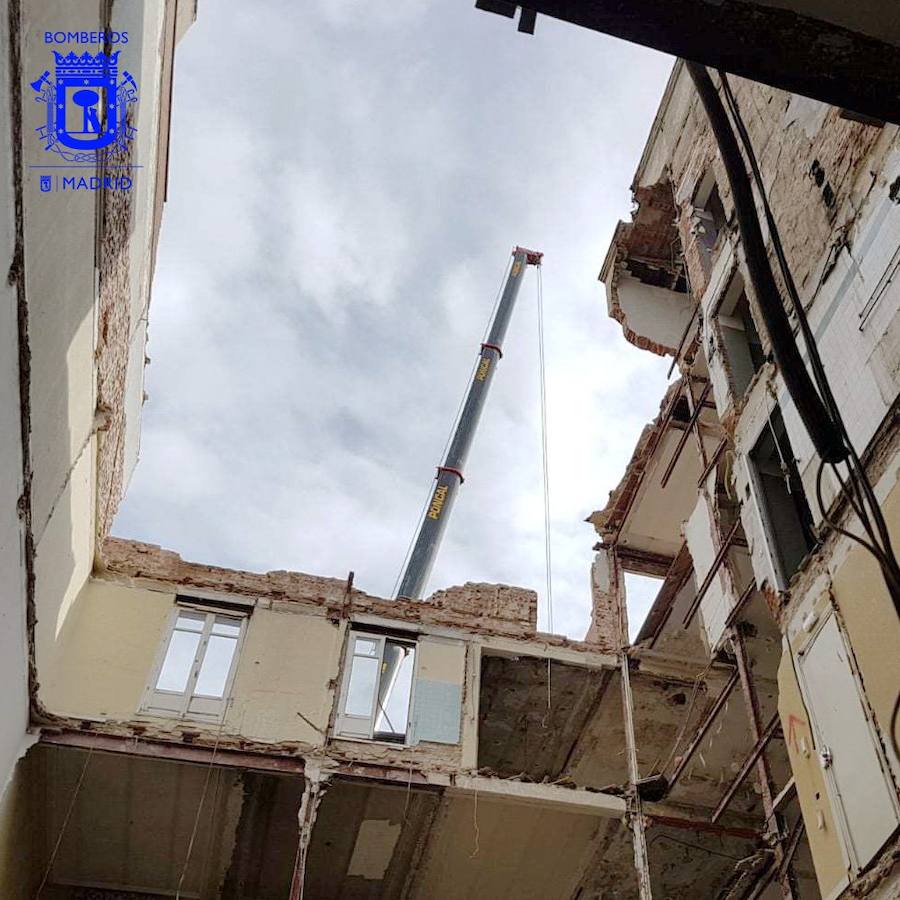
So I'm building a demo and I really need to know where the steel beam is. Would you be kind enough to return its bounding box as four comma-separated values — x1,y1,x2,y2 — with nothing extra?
621,656,653,899
667,668,739,788
39,728,305,774
731,628,797,900
711,712,781,823
645,813,760,842
682,517,744,628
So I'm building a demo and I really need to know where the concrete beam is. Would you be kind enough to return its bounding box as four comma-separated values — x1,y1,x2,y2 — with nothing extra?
442,774,626,817
478,635,617,669
474,0,900,124
629,646,734,685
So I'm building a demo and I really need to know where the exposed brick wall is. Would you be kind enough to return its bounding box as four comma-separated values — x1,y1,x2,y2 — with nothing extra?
99,538,590,647
584,548,624,651
95,117,136,543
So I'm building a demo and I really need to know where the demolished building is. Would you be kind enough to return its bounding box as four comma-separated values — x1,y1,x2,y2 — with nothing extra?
597,61,900,898
2,0,899,895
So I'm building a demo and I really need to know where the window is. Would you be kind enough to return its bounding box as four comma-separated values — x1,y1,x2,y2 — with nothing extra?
691,171,728,273
142,608,246,722
749,408,816,586
716,276,765,397
336,631,416,743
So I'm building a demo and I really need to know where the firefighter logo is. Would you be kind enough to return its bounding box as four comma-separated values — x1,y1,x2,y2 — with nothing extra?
31,50,138,162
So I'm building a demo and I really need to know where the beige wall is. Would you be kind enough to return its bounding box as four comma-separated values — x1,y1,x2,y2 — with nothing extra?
39,578,344,748
227,602,343,745
39,578,173,720
830,475,900,785
778,470,900,896
778,630,848,899
0,753,42,899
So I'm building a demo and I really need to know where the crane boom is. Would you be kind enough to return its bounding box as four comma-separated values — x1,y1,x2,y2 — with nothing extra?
396,246,542,600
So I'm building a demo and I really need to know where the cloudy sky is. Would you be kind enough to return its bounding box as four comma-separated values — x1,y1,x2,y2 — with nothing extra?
114,1,675,640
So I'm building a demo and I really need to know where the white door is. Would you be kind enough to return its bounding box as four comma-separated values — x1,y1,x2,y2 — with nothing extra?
799,614,900,872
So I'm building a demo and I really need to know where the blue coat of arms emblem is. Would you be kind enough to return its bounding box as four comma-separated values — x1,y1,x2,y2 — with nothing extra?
32,50,139,162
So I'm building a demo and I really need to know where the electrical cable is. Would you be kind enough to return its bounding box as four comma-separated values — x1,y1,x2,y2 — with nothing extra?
684,62,847,467
176,724,225,899
693,66,900,759
715,71,900,614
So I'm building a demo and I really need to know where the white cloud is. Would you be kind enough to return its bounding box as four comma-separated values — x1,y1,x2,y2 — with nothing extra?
115,3,676,639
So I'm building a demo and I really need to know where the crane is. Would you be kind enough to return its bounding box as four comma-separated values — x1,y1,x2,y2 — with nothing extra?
396,245,543,600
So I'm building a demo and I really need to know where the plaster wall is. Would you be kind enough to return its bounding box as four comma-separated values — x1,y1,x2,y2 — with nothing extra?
777,646,848,900
20,1,108,537
777,466,900,896
20,0,175,706
608,268,695,357
227,601,342,745
38,577,171,720
830,474,900,786
32,445,94,699
0,754,42,899
39,576,343,747
685,493,732,651
409,636,466,746
0,0,31,800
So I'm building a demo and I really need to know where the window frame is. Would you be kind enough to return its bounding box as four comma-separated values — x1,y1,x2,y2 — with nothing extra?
335,629,418,745
140,604,249,724
712,276,766,401
746,407,817,589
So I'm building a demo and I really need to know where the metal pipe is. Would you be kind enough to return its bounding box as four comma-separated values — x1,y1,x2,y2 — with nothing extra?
396,246,542,600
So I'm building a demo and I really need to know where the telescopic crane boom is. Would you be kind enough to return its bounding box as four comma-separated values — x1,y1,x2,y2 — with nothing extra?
396,246,542,600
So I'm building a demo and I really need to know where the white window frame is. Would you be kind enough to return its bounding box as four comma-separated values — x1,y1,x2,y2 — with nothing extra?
141,605,248,723
335,630,418,744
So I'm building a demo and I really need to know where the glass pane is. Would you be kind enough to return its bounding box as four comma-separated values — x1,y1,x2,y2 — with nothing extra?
345,655,379,717
194,635,238,698
174,612,205,633
212,617,242,637
353,637,378,657
374,643,415,737
156,630,202,693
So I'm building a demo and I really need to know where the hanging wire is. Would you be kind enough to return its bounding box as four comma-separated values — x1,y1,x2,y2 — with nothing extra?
718,72,900,599
716,72,900,757
536,264,554,636
36,747,94,897
175,723,225,899
470,781,480,858
391,255,515,598
536,263,556,725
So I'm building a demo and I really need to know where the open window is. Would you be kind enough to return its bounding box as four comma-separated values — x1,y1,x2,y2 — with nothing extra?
623,572,664,643
336,631,417,743
691,170,728,273
142,606,247,722
715,275,765,398
749,408,816,586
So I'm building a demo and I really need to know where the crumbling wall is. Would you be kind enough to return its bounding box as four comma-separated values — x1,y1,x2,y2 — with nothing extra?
585,547,624,650
100,538,540,641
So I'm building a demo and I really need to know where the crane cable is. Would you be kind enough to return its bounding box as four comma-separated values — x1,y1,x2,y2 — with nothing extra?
537,263,554,635
536,262,555,723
